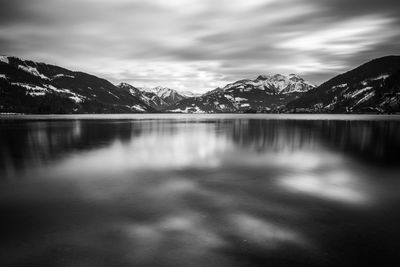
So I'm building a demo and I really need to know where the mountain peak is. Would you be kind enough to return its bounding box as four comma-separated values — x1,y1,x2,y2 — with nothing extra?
256,75,270,80
117,82,135,89
255,73,306,83
135,85,187,105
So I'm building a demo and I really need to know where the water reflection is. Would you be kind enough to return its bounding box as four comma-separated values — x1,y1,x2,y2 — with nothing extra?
0,116,400,267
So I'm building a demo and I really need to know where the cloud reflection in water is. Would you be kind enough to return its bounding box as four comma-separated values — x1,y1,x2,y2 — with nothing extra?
0,117,400,266
280,172,369,205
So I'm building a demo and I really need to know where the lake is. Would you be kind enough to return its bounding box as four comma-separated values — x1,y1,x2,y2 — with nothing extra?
1,114,400,267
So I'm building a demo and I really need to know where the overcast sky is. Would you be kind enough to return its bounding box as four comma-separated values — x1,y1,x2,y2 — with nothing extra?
1,0,400,92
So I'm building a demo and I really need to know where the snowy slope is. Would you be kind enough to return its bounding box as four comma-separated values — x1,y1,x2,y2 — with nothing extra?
117,83,169,110
138,86,186,105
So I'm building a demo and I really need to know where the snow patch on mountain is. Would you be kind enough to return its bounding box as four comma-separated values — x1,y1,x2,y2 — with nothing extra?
10,82,86,102
69,95,84,103
131,104,146,112
332,83,348,92
108,91,120,99
18,65,50,80
234,97,248,102
354,91,375,107
52,74,75,79
170,106,206,113
11,83,48,96
371,74,390,81
349,87,373,98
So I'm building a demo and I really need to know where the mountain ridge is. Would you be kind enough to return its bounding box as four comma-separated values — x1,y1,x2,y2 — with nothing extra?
1,55,400,114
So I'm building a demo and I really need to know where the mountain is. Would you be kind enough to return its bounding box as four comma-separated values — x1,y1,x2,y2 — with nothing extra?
164,74,315,113
3,54,399,114
0,56,154,114
287,56,400,113
139,86,186,105
117,82,169,111
116,83,187,110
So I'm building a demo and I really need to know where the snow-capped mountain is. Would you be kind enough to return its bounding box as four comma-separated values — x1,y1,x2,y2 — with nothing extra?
139,86,186,105
287,56,400,113
164,74,315,113
222,74,315,95
0,56,154,114
117,83,169,111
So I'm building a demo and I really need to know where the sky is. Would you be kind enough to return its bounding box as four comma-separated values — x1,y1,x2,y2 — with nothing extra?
1,0,400,93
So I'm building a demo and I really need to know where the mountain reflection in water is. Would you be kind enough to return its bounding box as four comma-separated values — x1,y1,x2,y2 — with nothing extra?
0,115,400,267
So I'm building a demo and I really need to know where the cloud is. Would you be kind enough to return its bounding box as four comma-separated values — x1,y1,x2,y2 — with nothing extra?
276,16,396,55
1,0,400,92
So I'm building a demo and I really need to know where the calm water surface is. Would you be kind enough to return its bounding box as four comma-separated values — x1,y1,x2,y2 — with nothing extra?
1,114,400,267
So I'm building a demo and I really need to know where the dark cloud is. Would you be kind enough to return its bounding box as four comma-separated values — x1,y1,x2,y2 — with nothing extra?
1,0,400,92
319,0,400,16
